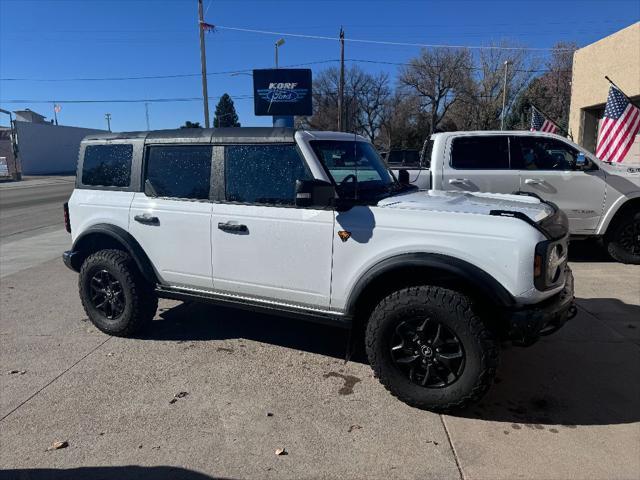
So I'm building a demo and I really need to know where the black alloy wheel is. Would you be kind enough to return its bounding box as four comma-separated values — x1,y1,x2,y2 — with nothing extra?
390,317,465,388
89,269,125,320
79,249,157,336
617,217,640,257
606,211,640,264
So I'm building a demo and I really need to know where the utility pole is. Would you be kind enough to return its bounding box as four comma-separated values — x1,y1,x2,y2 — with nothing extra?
500,60,509,130
198,0,210,128
338,27,345,132
145,102,150,131
52,103,59,126
105,113,112,132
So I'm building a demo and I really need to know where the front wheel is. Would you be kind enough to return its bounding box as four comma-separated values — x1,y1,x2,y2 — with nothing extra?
79,249,157,337
365,285,499,411
605,211,640,264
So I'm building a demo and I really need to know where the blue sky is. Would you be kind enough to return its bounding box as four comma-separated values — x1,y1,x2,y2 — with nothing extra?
1,0,638,131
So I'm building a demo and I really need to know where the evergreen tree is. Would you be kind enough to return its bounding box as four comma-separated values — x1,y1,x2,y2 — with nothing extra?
214,94,241,127
180,121,202,129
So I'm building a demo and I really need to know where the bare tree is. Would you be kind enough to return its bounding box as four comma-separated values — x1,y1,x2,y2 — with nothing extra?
537,42,576,126
303,65,391,143
378,93,426,150
448,43,535,130
507,42,577,131
399,48,473,134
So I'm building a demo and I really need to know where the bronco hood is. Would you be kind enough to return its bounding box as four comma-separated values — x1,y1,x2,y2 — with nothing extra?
377,190,555,222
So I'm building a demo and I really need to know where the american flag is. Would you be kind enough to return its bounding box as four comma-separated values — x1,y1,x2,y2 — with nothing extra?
200,21,215,32
530,106,558,134
596,86,640,163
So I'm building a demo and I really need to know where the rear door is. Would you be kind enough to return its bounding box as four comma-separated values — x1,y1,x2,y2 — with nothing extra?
211,143,334,308
512,136,606,233
129,144,214,289
441,135,520,194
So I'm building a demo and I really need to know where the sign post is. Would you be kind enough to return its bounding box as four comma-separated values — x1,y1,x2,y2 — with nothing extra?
253,69,313,127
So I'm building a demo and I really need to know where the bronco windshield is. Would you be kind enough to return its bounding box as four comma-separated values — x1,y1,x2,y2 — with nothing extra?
310,140,396,201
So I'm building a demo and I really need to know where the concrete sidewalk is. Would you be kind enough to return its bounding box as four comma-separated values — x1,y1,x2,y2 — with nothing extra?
0,258,638,480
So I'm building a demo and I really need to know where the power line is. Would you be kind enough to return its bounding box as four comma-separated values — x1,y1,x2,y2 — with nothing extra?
0,60,340,82
215,25,576,51
1,95,253,104
1,57,569,83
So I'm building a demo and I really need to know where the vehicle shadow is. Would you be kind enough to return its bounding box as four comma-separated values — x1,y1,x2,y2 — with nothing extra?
568,238,613,262
0,466,222,480
145,301,362,363
145,296,638,427
452,297,640,427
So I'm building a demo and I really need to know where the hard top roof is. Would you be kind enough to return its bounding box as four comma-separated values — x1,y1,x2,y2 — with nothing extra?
82,127,297,144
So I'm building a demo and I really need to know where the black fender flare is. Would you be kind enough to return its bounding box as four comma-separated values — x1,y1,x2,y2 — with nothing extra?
345,252,516,316
71,224,158,284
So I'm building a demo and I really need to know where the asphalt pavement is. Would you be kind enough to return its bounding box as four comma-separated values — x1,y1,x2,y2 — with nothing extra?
0,177,74,278
0,177,639,480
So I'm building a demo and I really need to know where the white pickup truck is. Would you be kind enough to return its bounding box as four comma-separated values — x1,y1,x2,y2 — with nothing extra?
390,131,640,264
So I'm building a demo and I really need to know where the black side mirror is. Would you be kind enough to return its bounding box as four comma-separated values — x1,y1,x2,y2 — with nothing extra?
398,169,410,186
295,179,335,208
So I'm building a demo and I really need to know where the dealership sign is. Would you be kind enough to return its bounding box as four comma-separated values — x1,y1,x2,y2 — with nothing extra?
253,69,313,116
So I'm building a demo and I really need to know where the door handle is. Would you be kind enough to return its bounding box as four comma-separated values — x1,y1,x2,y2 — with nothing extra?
524,178,544,185
134,214,160,225
448,178,469,185
217,221,248,233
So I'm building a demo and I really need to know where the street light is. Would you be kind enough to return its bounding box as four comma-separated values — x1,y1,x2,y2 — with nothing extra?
275,38,285,68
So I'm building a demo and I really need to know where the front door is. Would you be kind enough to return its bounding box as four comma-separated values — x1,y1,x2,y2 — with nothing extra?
129,144,214,289
211,143,334,308
441,135,520,194
512,136,606,234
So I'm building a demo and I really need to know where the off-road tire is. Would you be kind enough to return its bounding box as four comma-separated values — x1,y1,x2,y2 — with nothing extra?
365,285,499,412
79,249,157,337
605,211,640,265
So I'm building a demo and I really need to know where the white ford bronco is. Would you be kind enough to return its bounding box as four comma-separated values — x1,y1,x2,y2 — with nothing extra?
63,127,575,411
390,131,640,264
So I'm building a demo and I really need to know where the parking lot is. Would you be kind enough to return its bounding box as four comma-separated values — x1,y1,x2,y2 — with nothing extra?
1,181,639,480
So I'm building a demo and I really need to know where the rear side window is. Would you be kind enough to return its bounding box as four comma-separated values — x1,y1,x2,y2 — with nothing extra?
450,137,509,169
82,144,132,187
145,145,212,200
225,144,311,205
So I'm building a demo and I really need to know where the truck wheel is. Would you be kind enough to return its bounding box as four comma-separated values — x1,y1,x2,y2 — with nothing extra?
79,249,157,337
605,211,640,265
365,285,499,411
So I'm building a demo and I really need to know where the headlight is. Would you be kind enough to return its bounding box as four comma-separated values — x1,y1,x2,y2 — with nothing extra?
535,239,568,291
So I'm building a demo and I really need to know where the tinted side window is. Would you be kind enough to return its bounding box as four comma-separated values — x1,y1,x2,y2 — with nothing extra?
450,137,509,169
82,144,132,187
225,144,311,205
145,145,212,200
514,137,578,171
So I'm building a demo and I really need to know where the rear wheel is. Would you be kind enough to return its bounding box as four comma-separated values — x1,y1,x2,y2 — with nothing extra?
365,285,499,411
605,211,640,265
79,249,157,337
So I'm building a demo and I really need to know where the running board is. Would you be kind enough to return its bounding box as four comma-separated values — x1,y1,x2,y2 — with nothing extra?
156,285,351,328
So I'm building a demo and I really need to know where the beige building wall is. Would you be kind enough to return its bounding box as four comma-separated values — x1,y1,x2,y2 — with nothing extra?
569,22,640,164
